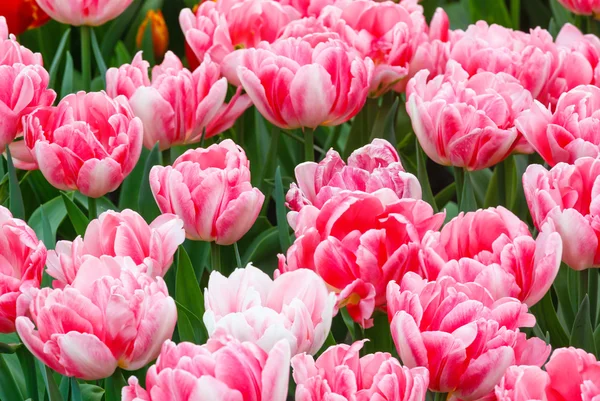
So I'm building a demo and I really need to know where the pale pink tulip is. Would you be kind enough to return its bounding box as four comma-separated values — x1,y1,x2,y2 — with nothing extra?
419,207,562,306
46,209,185,288
121,338,291,401
523,157,600,270
556,24,600,86
16,255,176,379
179,0,300,64
292,340,429,401
107,51,251,150
204,264,335,355
516,85,600,166
286,138,421,224
279,189,445,327
557,0,600,15
24,91,143,198
0,17,7,39
150,139,264,245
0,63,55,151
0,34,43,67
35,0,134,26
407,61,533,170
0,206,46,333
222,37,373,129
387,273,546,400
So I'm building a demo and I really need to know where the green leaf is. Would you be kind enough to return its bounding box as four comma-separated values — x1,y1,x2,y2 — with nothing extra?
28,197,67,247
119,147,148,210
115,41,133,67
549,0,574,26
101,0,144,62
554,265,576,330
434,182,456,211
0,354,23,401
17,347,39,401
370,97,399,145
60,51,74,99
176,304,197,343
571,296,597,354
71,378,82,401
416,142,438,212
459,172,478,212
79,384,104,401
343,101,372,158
274,166,291,253
530,289,570,349
241,227,279,266
341,308,357,341
61,193,90,237
363,312,393,354
48,28,71,89
468,0,512,27
104,369,127,401
6,146,24,220
37,361,63,401
138,143,161,222
59,376,69,401
90,29,107,84
483,166,501,208
175,246,208,343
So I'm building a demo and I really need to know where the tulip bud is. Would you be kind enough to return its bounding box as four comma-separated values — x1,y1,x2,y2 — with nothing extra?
136,10,169,60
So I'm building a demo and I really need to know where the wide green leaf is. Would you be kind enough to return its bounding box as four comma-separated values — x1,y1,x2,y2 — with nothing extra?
468,0,512,27
80,384,105,401
29,197,65,249
37,361,64,401
61,193,90,237
0,354,23,401
416,141,438,212
104,369,127,401
175,246,208,343
17,347,39,401
570,296,597,354
71,378,83,401
60,51,74,99
530,289,570,349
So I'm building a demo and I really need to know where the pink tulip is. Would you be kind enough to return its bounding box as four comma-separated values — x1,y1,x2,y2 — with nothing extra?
0,17,7,39
406,60,533,171
557,0,600,15
0,206,46,333
204,264,335,355
179,0,300,64
494,366,551,401
0,33,43,67
35,0,134,26
279,189,445,327
222,36,373,129
150,139,264,245
328,0,430,96
556,24,600,87
292,340,430,401
277,0,335,17
515,85,600,166
16,255,177,379
0,63,55,151
24,91,143,198
286,138,421,225
386,273,545,400
419,206,562,306
107,51,251,150
495,347,600,401
546,348,600,401
448,22,591,107
523,157,600,270
122,338,291,401
46,209,185,288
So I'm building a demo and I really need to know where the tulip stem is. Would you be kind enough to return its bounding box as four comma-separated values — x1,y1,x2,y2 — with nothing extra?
80,26,92,91
433,392,448,401
233,242,242,268
162,149,171,166
304,127,314,162
211,242,221,273
453,167,464,207
589,269,598,327
88,197,97,220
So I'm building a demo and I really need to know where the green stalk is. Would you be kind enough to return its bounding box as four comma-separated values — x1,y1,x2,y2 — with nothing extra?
88,197,97,220
304,127,315,162
234,242,242,268
589,269,598,327
211,242,221,273
80,26,92,91
453,167,464,207
511,0,521,30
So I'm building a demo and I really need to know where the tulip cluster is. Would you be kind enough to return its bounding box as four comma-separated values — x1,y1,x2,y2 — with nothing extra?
3,0,600,401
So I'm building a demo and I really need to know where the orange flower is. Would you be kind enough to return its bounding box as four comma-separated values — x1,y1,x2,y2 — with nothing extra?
136,10,169,60
0,0,50,36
